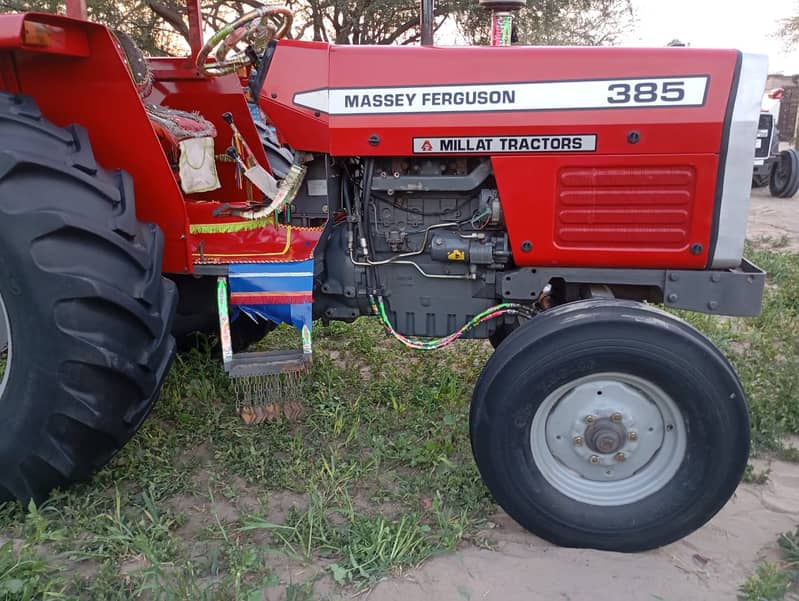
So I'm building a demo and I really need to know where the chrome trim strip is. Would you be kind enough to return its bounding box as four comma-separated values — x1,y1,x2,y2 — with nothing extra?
712,52,769,268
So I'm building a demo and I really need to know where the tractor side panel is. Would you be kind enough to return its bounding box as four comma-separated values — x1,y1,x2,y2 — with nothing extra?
492,154,719,268
0,13,191,273
258,40,330,153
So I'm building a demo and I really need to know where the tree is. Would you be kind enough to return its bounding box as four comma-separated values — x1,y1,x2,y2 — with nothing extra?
0,0,633,53
267,0,633,47
457,0,634,46
284,0,470,45
778,8,799,49
0,0,186,54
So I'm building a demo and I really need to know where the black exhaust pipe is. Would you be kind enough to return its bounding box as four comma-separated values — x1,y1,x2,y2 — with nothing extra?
421,0,434,46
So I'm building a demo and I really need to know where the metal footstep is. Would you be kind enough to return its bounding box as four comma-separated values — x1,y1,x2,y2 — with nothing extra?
217,277,310,424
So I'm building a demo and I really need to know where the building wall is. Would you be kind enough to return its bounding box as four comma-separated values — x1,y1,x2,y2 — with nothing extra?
766,74,799,144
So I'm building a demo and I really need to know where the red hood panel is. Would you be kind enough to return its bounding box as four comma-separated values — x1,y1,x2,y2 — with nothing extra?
260,41,737,157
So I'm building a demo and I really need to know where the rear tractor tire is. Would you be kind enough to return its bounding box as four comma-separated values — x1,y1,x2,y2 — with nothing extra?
470,300,750,552
169,274,275,353
0,93,177,503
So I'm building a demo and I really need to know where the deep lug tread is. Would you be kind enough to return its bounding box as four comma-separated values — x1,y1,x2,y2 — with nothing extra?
67,125,101,176
0,92,176,504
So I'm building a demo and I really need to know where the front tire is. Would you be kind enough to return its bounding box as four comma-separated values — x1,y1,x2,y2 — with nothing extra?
470,300,749,552
0,93,177,503
769,149,799,198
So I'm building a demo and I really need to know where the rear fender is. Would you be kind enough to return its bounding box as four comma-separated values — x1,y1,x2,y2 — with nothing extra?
0,12,191,273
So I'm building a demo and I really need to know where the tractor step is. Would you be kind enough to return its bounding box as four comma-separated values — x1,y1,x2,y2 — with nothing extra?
225,349,310,378
223,347,311,424
216,275,311,423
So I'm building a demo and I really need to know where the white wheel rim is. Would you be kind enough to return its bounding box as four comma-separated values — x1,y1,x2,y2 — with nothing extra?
530,372,687,506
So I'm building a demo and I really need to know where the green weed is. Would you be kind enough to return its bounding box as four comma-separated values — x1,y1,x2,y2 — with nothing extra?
779,528,799,564
70,489,182,564
739,563,790,601
0,541,64,600
743,464,771,485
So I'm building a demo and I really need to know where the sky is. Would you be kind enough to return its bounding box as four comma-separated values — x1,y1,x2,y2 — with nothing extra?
621,0,799,74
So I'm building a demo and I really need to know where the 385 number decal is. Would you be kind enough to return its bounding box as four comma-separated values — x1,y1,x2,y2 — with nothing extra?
607,81,687,104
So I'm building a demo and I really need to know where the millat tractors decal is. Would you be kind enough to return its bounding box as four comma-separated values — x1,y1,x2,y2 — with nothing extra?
293,76,709,115
412,134,597,154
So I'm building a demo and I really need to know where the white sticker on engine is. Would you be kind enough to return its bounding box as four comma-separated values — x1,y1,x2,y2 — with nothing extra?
293,76,709,115
413,135,597,154
306,179,328,196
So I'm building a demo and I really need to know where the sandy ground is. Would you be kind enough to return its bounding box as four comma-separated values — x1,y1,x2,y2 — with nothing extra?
361,190,799,601
748,186,799,251
369,457,799,601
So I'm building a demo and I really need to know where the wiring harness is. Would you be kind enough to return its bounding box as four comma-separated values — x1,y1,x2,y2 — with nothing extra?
370,295,534,350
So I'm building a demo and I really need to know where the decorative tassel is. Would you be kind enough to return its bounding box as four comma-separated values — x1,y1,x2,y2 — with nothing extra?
234,370,307,424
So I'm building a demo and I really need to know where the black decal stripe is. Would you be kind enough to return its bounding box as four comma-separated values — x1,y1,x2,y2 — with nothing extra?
707,52,742,268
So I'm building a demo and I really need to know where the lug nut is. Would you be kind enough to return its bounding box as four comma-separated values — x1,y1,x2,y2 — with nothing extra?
584,415,596,424
611,412,623,423
615,452,626,463
573,436,584,446
589,455,600,464
628,431,638,441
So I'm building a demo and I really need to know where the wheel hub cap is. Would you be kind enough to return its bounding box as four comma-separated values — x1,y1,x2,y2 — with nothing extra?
530,373,687,506
584,418,626,454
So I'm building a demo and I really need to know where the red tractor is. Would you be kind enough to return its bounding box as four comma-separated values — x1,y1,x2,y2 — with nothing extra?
0,0,768,552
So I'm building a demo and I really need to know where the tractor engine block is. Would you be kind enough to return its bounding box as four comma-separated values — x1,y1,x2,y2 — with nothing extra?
311,157,512,338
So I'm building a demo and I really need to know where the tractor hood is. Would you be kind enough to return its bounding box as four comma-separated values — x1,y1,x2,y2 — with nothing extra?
259,41,767,270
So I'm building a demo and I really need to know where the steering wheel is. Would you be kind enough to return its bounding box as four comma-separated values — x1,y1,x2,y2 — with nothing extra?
196,5,293,77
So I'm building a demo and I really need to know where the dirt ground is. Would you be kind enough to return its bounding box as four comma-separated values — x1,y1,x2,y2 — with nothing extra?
356,189,799,601
367,455,799,601
748,186,799,251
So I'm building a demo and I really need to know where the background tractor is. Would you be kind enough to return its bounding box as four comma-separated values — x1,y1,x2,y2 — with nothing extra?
0,0,769,552
752,86,799,198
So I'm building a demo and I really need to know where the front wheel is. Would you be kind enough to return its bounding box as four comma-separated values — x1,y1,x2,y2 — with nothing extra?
769,149,799,198
470,300,750,552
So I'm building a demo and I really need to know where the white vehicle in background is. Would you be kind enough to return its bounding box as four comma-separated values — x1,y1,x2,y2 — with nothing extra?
754,87,799,198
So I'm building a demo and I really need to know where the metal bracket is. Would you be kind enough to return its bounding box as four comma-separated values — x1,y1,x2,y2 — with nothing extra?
663,258,765,316
227,349,310,378
499,259,766,317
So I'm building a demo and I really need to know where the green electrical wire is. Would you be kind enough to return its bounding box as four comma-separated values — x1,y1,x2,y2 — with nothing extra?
371,295,534,350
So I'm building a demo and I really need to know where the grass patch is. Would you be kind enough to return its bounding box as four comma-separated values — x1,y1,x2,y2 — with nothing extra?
779,528,799,564
681,245,799,451
0,541,65,600
743,464,771,485
780,446,799,463
739,527,799,601
0,246,798,595
739,563,791,601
